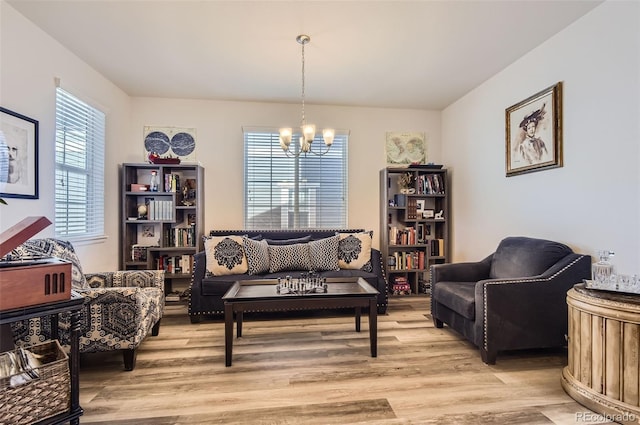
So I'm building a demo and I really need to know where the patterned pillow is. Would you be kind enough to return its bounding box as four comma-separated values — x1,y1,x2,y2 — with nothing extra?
268,243,311,273
204,236,248,276
309,235,339,271
243,236,270,275
7,238,88,289
338,231,373,271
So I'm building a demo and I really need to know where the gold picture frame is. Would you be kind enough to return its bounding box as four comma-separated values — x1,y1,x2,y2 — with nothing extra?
505,82,563,177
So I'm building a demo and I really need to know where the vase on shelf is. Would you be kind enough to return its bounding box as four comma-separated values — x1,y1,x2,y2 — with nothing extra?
149,170,159,192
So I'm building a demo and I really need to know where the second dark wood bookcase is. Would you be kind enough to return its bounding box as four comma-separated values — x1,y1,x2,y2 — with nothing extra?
380,166,449,295
120,163,204,297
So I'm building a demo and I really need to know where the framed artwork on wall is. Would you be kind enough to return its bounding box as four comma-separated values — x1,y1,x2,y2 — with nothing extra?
0,107,39,199
143,126,197,162
505,82,563,177
385,132,426,165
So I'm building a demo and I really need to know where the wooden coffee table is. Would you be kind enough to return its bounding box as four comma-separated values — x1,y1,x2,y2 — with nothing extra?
222,277,379,366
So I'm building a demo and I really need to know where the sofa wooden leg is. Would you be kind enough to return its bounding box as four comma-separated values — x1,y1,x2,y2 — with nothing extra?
123,349,137,371
480,348,497,365
151,319,161,336
433,318,444,328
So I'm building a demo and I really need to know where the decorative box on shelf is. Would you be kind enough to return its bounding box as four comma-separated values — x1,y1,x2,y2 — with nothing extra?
130,183,149,192
0,217,72,311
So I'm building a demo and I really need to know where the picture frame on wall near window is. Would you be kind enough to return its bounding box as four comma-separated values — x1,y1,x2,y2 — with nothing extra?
505,82,563,177
0,107,39,199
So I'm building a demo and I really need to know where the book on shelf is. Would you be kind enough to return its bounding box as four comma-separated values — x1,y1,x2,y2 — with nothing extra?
416,174,445,195
389,226,416,245
164,173,181,193
145,199,174,221
406,197,418,219
429,239,445,256
155,254,193,275
130,244,159,262
390,251,422,270
164,224,196,247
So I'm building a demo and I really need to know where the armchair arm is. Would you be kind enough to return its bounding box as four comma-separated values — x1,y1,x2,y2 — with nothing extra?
370,248,386,284
85,270,164,290
475,253,591,359
431,255,493,284
76,285,164,350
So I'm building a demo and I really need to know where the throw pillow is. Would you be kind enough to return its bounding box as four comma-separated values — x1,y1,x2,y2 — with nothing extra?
204,236,248,276
243,236,270,275
265,235,312,245
308,235,340,271
338,231,373,271
268,243,311,273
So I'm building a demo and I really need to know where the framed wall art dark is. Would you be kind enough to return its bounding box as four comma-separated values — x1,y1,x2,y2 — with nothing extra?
505,82,563,177
0,107,39,199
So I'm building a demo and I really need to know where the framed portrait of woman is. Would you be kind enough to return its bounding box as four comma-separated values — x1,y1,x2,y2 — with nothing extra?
505,82,563,177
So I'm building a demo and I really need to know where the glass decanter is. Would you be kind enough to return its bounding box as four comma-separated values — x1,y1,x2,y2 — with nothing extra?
592,250,615,285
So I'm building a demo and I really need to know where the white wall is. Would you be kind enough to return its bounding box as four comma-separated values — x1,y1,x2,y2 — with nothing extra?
1,1,441,269
0,3,131,272
128,94,441,250
442,1,640,274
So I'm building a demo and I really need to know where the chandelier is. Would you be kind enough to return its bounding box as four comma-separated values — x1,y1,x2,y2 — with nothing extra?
279,34,334,157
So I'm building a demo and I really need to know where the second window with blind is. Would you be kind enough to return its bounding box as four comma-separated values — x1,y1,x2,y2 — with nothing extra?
243,129,348,230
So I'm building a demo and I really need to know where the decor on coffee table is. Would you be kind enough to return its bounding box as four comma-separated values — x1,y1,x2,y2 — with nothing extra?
276,273,327,295
189,229,389,323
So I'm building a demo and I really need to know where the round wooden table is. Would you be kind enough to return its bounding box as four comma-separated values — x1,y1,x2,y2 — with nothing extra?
562,283,640,424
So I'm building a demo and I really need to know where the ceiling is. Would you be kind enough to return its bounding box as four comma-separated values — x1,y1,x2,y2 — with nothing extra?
8,0,603,110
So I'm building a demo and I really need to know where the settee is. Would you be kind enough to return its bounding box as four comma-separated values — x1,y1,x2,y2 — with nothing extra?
189,229,388,323
430,236,591,364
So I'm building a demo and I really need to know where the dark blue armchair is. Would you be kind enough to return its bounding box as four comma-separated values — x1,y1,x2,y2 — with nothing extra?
430,236,591,364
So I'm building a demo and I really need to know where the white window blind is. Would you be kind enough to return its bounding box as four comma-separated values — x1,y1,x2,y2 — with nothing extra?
55,88,105,239
244,129,348,229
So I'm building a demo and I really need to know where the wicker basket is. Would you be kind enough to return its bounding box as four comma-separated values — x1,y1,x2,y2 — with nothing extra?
0,340,70,425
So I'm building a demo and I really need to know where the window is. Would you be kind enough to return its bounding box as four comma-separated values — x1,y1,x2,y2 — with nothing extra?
244,129,348,229
55,88,105,239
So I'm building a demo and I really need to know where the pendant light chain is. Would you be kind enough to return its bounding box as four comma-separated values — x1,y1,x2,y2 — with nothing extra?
301,39,306,128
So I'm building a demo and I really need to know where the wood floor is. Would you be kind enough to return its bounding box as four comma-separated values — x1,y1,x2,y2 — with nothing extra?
78,296,607,424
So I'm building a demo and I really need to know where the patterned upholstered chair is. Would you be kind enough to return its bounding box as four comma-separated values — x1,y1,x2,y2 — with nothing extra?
5,238,164,371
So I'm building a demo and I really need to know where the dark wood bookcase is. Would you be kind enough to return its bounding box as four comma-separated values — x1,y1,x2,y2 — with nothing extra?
120,163,204,297
380,166,449,295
